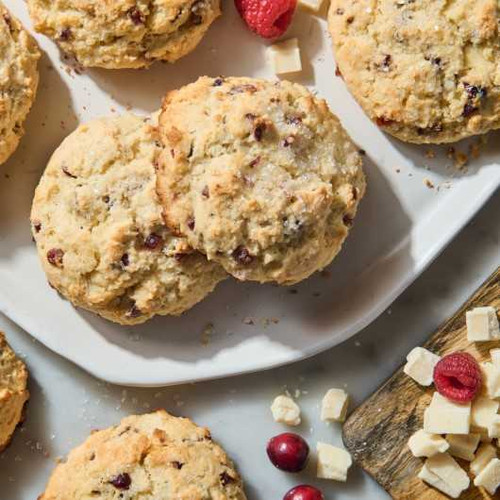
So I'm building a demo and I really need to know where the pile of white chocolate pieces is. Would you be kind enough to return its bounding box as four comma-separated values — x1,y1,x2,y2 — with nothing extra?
404,306,500,497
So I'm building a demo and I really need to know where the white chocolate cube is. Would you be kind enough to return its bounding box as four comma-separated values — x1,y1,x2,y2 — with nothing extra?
271,395,301,426
467,307,500,341
298,0,325,13
321,388,349,423
403,347,440,386
471,396,499,433
316,442,352,481
489,415,500,438
267,39,302,75
424,393,471,435
446,433,480,461
474,457,500,494
480,363,500,399
418,453,470,498
471,443,497,476
491,348,500,367
408,430,449,458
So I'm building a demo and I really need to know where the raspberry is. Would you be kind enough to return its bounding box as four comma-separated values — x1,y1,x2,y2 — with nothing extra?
235,0,297,39
433,352,482,403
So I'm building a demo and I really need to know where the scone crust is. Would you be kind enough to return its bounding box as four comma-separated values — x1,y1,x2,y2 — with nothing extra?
31,114,225,325
0,332,29,452
328,0,500,144
156,76,365,285
39,410,247,500
0,2,40,165
27,0,221,69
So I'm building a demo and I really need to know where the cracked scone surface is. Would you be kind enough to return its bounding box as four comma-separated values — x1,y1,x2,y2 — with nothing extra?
0,332,29,452
0,1,40,165
40,410,247,500
31,114,225,325
328,0,500,144
156,76,365,285
26,0,221,69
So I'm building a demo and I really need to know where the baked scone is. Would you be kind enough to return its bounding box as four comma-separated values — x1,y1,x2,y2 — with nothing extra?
31,114,226,325
156,76,365,285
26,0,221,69
328,0,500,144
0,332,29,452
0,1,40,165
39,410,247,500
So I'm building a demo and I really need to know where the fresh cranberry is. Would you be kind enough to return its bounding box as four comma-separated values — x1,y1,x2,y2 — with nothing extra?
284,485,324,500
433,352,482,403
266,433,309,472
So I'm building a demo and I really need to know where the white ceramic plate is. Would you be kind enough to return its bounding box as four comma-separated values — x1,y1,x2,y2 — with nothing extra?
1,0,499,387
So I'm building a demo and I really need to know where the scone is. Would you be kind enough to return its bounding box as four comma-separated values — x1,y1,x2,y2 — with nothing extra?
39,410,247,500
0,2,40,165
31,114,226,325
26,0,221,69
328,0,500,144
156,76,366,285
0,332,29,452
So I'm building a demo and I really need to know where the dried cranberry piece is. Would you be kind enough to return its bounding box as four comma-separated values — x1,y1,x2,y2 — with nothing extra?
376,116,395,127
47,248,64,267
187,217,195,230
144,233,163,250
220,471,234,486
62,165,77,178
59,28,72,41
463,103,478,118
120,254,130,267
213,77,224,87
109,473,131,490
128,7,145,25
232,246,253,265
201,186,210,198
433,352,482,403
172,461,184,469
254,123,266,141
32,220,42,233
126,305,142,319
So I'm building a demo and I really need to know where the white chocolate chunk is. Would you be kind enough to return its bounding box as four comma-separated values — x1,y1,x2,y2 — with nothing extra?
471,443,497,476
298,0,325,12
474,458,500,494
418,453,470,498
446,433,480,461
267,39,302,75
321,389,349,423
488,415,500,438
491,348,500,367
480,362,500,399
424,393,471,435
467,307,500,342
408,430,449,458
271,395,301,426
403,347,441,386
316,442,352,481
471,396,499,434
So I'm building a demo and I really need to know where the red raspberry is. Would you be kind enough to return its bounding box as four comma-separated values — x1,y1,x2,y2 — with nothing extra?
433,352,482,403
235,0,297,39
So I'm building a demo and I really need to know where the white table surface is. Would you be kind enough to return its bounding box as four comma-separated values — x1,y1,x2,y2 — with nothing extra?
0,192,498,500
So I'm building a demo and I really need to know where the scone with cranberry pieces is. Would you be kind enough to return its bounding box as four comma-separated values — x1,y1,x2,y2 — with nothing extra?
26,0,220,69
39,410,247,500
156,76,365,285
31,114,225,325
328,0,500,143
0,1,40,165
0,331,29,452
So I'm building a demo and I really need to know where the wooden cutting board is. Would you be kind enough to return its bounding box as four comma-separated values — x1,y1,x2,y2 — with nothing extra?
343,267,500,499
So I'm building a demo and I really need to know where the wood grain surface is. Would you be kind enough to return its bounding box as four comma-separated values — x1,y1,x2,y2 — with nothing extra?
343,267,500,499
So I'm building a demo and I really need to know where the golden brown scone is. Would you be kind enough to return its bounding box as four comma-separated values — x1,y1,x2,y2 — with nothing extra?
31,114,226,325
39,410,247,500
156,76,365,285
328,0,500,144
0,332,29,452
27,0,221,69
0,1,40,165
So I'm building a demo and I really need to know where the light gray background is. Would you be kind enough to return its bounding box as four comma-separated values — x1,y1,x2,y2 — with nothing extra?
0,193,498,499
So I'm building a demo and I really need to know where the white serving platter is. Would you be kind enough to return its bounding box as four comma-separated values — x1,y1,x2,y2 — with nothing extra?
1,0,499,387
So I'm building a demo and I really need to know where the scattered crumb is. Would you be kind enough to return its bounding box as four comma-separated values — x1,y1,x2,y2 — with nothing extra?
201,322,214,346
425,149,436,159
243,317,254,325
424,178,435,189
